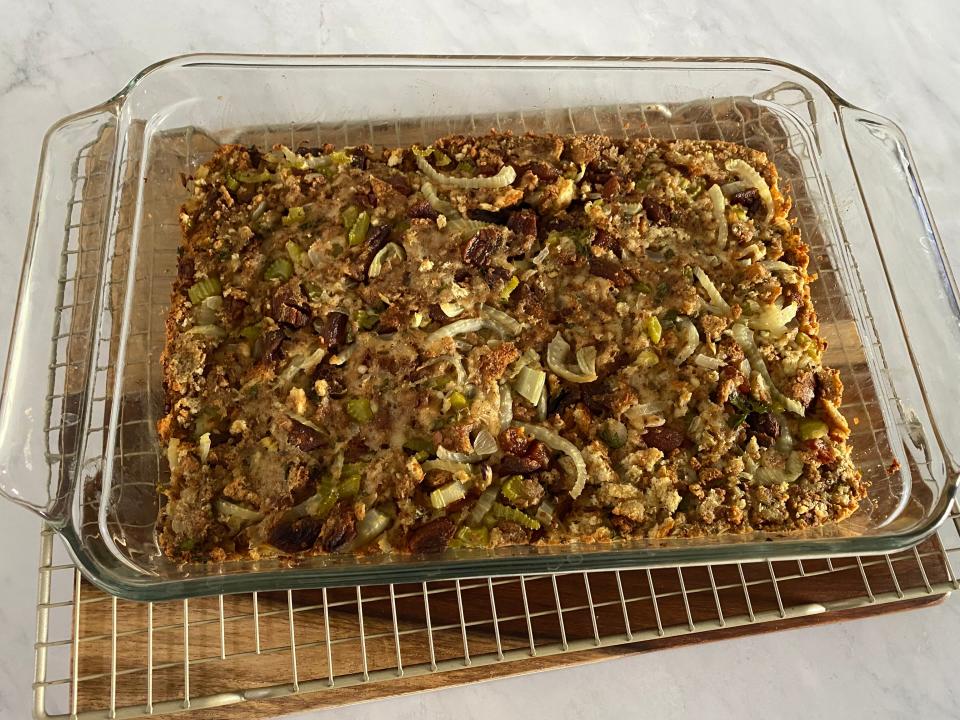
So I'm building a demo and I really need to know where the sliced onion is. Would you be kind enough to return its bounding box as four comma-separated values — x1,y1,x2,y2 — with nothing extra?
628,400,670,416
516,422,588,499
185,324,226,340
748,302,798,337
576,346,597,376
620,202,644,216
546,333,598,383
417,153,516,189
468,485,500,526
439,302,465,317
760,260,800,283
425,318,487,346
437,446,477,463
693,266,731,315
422,459,475,477
281,346,327,381
693,353,725,370
707,183,728,248
428,480,467,509
473,428,498,457
775,413,794,454
674,319,700,365
536,383,548,421
535,497,556,525
347,507,393,550
514,366,546,406
753,452,804,485
720,179,753,196
198,432,211,463
446,217,494,237
725,159,774,222
195,295,223,325
420,181,456,215
498,384,514,430
730,323,804,416
217,499,264,533
368,242,405,278
166,438,181,472
480,305,522,336
415,354,467,387
532,246,551,265
250,200,268,221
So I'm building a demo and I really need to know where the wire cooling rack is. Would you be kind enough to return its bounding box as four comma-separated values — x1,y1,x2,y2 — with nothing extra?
25,84,960,718
32,520,960,719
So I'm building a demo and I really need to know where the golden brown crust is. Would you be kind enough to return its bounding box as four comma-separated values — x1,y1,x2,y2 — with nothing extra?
158,132,866,562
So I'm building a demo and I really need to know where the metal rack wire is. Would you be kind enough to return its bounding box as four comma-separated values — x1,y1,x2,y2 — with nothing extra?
27,90,960,719
32,517,960,719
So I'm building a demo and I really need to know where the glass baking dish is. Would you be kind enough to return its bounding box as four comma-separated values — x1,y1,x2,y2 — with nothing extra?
2,54,958,601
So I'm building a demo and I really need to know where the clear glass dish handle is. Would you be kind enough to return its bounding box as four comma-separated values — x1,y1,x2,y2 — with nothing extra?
839,106,960,476
0,103,118,524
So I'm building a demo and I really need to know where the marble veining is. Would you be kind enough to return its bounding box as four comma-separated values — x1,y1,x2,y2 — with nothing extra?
1,1,959,718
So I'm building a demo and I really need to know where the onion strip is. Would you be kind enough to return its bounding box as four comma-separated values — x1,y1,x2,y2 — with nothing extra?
674,319,700,365
416,154,517,189
725,159,774,222
546,333,598,383
730,323,804,416
707,183,728,248
693,266,731,315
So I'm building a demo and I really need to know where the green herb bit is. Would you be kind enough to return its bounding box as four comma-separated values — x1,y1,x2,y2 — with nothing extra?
448,391,468,413
645,315,662,344
263,257,293,282
654,281,670,302
456,160,475,175
236,169,273,184
348,211,371,246
303,281,323,302
636,348,659,368
403,436,436,455
432,148,452,166
341,205,360,231
286,240,304,264
356,309,380,331
282,206,306,226
187,276,222,305
339,464,363,498
239,322,262,341
633,280,653,294
224,174,239,192
500,275,520,301
305,479,339,518
346,398,374,424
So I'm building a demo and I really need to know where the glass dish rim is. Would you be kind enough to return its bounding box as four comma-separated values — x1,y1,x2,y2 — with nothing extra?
8,53,960,600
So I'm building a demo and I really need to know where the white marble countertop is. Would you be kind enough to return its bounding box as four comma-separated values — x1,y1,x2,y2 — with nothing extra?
2,1,959,718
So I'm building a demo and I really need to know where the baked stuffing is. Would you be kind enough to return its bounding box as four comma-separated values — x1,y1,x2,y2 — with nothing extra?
158,132,866,561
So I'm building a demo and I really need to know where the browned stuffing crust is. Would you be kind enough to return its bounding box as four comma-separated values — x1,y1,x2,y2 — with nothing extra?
158,132,866,561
